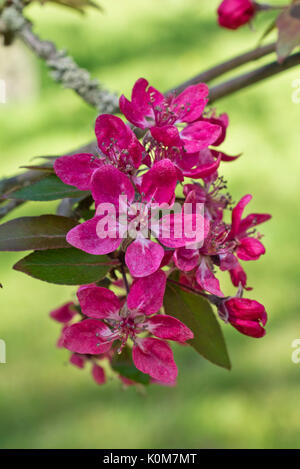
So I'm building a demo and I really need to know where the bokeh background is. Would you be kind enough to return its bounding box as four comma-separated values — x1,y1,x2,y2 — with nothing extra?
0,0,299,449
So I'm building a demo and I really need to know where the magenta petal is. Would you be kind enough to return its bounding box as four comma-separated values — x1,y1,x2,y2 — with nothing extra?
237,237,266,261
54,154,103,191
145,314,194,343
63,319,113,354
50,302,76,323
229,262,249,289
133,337,178,384
239,213,272,233
70,353,86,369
196,257,224,297
66,216,122,255
125,239,164,277
159,212,208,248
182,154,221,179
211,149,241,162
173,83,209,122
127,270,166,315
95,114,143,169
174,247,200,271
230,319,266,338
150,125,182,148
91,166,135,207
181,121,222,153
230,194,252,237
91,364,106,385
141,159,178,205
77,285,120,319
119,78,156,129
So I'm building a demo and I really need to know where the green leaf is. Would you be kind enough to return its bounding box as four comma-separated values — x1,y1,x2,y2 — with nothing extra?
111,345,150,385
13,248,112,285
8,174,89,201
164,284,231,370
0,215,77,251
276,1,300,62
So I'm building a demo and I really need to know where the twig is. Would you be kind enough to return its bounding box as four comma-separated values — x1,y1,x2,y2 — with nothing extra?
209,52,300,103
0,1,119,114
0,199,24,219
171,42,276,94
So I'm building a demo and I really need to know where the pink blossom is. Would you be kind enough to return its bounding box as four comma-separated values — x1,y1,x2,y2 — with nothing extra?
219,296,267,338
63,271,193,384
228,194,271,262
119,78,209,129
54,115,145,191
217,0,256,30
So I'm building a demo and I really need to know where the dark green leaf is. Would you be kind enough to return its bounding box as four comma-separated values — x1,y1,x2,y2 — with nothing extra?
8,174,89,201
0,215,77,251
111,345,150,385
13,248,112,285
164,284,231,370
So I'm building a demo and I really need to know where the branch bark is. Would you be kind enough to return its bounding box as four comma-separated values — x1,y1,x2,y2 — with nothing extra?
0,1,119,114
171,42,276,94
209,52,300,103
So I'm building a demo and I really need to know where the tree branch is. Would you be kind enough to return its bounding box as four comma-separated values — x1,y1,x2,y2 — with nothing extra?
0,1,119,114
171,42,276,94
209,52,300,103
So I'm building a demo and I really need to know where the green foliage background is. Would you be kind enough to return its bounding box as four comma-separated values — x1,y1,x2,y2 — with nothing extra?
0,0,299,449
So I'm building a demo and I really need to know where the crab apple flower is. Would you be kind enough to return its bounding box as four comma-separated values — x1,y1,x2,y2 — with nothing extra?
62,271,194,384
174,248,224,297
54,116,144,191
149,123,223,179
66,161,207,277
119,78,209,130
219,296,267,338
217,0,256,30
228,194,271,262
66,160,177,277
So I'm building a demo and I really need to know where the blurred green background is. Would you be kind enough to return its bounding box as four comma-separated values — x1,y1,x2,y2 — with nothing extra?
0,0,299,449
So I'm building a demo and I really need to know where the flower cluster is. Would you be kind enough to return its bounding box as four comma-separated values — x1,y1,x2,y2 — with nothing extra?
51,78,271,387
217,0,257,30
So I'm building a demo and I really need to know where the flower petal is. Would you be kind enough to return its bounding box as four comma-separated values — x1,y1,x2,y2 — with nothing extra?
77,284,120,319
54,153,103,191
196,257,224,297
63,319,113,354
91,364,106,385
66,216,122,255
173,83,209,123
125,238,164,277
150,125,182,148
91,166,135,207
133,337,178,384
141,159,178,205
127,270,166,315
145,314,194,343
50,302,76,323
230,194,252,237
70,353,86,369
237,237,266,261
95,114,143,169
181,121,222,153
